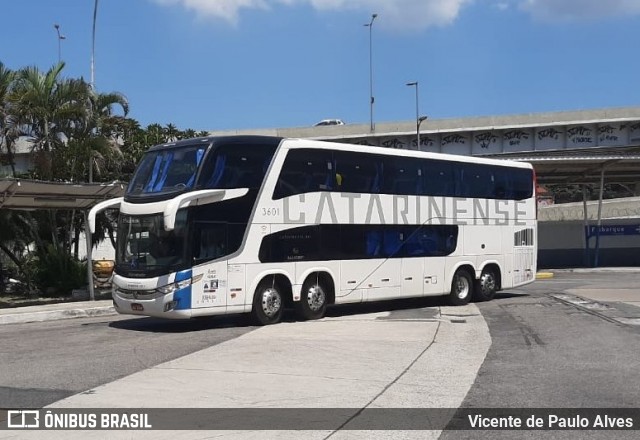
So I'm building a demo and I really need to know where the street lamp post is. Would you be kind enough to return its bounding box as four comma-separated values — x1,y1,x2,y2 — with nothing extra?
91,0,99,89
406,81,428,149
364,13,377,132
417,116,428,149
54,24,66,63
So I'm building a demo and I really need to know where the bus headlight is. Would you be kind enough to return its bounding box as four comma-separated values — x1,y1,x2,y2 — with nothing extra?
156,274,203,295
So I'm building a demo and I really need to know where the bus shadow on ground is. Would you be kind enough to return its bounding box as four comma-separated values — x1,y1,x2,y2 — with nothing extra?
324,291,529,319
325,296,445,319
107,291,531,333
493,290,530,300
108,313,256,333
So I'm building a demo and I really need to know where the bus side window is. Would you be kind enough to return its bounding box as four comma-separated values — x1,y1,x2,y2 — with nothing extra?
510,168,534,200
422,159,453,197
273,149,333,199
195,224,227,261
334,151,378,193
493,167,508,199
365,230,382,257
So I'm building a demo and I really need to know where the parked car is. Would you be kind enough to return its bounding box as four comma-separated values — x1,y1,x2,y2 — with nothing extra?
314,119,345,127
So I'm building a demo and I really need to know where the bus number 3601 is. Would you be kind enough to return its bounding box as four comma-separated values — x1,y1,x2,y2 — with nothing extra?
262,207,280,216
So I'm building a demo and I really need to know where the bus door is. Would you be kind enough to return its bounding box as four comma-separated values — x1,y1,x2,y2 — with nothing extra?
190,223,229,309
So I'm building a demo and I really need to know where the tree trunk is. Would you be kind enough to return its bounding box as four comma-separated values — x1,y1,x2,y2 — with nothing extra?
74,225,80,259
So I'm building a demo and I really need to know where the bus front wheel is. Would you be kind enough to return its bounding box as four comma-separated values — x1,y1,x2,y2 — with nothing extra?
295,276,328,320
448,269,473,306
251,280,284,325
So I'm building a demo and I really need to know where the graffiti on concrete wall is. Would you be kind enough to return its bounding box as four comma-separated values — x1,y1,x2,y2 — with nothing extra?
331,118,640,155
567,126,595,146
503,130,531,147
381,138,407,149
474,132,499,149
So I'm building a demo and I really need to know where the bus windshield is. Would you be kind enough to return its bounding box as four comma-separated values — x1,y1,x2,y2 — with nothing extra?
127,145,207,196
116,211,188,276
126,141,278,198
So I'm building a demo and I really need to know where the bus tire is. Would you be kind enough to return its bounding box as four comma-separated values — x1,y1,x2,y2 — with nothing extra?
251,280,284,325
448,269,473,306
295,276,328,320
474,267,498,302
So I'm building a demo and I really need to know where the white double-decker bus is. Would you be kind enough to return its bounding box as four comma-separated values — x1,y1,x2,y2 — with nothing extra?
89,135,536,325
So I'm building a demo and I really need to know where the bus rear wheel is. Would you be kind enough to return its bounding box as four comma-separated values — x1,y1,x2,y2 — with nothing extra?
251,280,284,325
474,268,498,302
295,276,328,320
448,269,473,306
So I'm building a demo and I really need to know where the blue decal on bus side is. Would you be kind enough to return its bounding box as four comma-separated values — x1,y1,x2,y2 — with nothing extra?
174,269,193,310
174,286,192,310
175,269,192,282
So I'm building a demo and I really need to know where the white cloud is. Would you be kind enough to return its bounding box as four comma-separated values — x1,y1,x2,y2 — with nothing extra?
153,0,640,29
520,0,640,21
152,0,474,30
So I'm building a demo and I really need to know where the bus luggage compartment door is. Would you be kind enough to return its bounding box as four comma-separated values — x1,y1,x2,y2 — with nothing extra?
401,257,424,297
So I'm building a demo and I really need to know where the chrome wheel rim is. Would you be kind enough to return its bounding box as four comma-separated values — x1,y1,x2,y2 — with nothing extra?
261,288,282,317
480,272,496,294
455,275,470,299
306,284,326,312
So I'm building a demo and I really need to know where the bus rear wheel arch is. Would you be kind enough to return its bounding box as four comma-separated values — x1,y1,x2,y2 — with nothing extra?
251,275,291,325
295,272,334,321
448,267,474,306
473,264,501,302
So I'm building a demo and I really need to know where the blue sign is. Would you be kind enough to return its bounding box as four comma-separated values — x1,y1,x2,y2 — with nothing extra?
585,225,640,238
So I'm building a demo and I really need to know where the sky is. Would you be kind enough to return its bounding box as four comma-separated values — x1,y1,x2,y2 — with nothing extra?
2,0,640,132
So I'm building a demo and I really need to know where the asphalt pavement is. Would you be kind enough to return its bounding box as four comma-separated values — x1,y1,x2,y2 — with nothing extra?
1,268,639,440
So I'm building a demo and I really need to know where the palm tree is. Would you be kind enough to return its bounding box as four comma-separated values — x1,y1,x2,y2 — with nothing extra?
164,123,179,141
146,123,164,145
8,62,87,180
0,62,17,177
80,89,129,183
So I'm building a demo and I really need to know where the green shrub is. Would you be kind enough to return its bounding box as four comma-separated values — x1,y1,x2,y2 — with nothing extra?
26,245,87,297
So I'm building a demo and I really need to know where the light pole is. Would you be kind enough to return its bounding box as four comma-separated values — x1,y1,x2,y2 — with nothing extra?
406,81,427,148
54,24,66,63
417,116,428,149
91,0,99,89
364,13,377,132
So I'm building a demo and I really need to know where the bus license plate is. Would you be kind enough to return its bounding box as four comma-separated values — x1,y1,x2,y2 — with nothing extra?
131,303,144,311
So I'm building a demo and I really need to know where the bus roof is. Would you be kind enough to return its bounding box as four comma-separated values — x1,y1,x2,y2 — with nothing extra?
145,135,531,170
146,135,284,152
281,138,534,170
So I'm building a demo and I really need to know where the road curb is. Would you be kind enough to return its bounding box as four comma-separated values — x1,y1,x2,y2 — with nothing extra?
536,272,555,280
0,306,117,325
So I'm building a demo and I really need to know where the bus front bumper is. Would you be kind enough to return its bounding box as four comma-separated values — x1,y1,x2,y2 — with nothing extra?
112,290,193,319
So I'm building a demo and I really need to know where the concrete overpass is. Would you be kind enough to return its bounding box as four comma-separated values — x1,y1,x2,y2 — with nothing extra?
209,106,640,187
210,106,640,268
